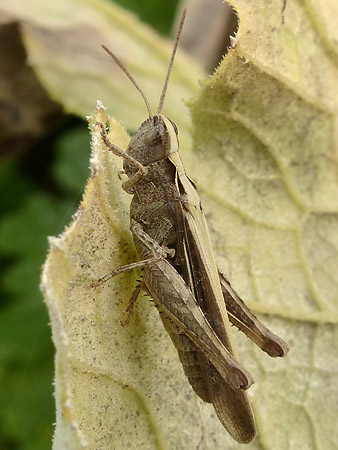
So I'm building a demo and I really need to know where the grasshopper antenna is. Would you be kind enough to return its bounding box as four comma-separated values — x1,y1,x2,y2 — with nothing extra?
101,44,153,120
157,8,187,115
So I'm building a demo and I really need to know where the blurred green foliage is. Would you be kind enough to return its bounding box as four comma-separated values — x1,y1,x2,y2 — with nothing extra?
0,122,91,449
0,1,179,448
114,0,180,34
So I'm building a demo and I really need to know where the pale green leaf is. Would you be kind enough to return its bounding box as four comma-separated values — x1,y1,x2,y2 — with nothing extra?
187,1,338,449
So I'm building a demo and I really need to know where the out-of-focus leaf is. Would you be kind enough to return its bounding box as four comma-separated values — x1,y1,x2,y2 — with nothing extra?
0,0,204,153
179,0,238,72
113,0,180,35
0,20,65,157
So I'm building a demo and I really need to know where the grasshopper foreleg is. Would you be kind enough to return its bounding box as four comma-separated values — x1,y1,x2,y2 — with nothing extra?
95,121,148,176
121,173,145,194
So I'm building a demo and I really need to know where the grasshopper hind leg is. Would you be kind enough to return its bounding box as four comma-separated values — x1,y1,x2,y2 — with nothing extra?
160,316,212,403
218,270,289,357
160,314,256,443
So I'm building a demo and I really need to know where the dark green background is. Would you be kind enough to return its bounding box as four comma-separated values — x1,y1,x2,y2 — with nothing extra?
0,1,179,448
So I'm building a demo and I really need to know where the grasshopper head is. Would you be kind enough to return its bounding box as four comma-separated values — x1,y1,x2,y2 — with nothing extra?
125,114,179,168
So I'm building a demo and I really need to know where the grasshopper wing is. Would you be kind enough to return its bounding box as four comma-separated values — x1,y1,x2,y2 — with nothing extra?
168,153,256,443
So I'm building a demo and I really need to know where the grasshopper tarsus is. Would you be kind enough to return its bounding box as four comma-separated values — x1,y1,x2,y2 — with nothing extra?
117,170,126,180
120,282,143,326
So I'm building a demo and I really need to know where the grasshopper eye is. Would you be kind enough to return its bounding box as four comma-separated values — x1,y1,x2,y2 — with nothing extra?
170,120,178,135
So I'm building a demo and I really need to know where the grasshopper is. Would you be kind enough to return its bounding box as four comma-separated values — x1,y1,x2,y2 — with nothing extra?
92,10,289,443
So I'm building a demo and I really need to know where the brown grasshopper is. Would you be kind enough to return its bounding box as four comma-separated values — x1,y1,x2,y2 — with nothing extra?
92,10,289,443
